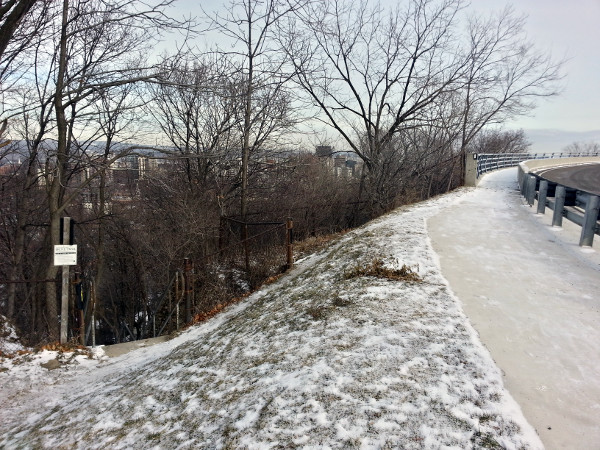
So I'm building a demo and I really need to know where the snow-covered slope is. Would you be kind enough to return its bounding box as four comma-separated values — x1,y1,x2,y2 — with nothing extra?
0,187,541,449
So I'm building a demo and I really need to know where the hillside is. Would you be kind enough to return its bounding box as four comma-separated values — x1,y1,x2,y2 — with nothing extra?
0,187,541,449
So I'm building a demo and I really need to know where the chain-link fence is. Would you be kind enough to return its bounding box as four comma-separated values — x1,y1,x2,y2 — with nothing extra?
0,314,28,356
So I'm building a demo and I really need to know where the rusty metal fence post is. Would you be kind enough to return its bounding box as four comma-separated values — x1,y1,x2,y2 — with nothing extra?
175,270,180,330
184,258,193,323
242,223,250,271
286,218,294,269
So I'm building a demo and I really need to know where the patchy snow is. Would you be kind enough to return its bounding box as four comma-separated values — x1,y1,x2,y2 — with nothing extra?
0,315,28,355
0,186,542,449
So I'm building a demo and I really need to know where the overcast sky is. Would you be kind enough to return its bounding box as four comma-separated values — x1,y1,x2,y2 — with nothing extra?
466,0,600,151
472,0,600,133
179,0,600,151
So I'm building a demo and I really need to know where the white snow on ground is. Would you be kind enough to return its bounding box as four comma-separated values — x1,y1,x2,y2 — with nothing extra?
0,315,28,355
0,187,542,449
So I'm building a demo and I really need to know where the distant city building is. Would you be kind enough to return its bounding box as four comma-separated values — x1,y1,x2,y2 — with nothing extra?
315,145,362,178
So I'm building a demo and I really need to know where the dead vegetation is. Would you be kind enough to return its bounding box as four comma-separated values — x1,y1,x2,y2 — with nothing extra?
293,231,350,260
344,258,423,283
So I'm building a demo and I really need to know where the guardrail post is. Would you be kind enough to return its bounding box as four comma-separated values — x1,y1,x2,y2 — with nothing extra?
519,168,527,195
579,194,600,247
526,175,537,206
552,185,566,227
537,180,548,214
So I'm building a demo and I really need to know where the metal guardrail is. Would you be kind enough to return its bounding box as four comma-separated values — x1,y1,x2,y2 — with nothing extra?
476,151,600,178
469,151,600,246
519,164,600,247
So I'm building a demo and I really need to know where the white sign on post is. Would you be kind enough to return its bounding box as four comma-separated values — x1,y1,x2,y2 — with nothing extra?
54,245,77,266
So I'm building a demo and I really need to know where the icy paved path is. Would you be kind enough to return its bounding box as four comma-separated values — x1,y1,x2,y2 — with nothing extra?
428,168,600,449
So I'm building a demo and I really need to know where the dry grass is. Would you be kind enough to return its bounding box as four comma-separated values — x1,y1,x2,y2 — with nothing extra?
344,258,422,283
37,342,89,353
293,231,349,260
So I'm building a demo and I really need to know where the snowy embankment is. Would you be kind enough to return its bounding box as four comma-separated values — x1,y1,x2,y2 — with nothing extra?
0,188,542,449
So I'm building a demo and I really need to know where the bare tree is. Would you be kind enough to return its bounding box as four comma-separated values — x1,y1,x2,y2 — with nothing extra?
0,0,36,61
80,83,148,334
469,128,530,155
0,139,48,324
456,5,562,179
205,0,302,222
0,41,58,326
282,0,468,212
148,55,241,198
562,141,600,155
1,0,192,341
0,1,51,143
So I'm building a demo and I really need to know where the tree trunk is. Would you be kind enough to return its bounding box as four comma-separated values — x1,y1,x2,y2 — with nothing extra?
240,12,253,224
0,0,36,61
43,0,69,342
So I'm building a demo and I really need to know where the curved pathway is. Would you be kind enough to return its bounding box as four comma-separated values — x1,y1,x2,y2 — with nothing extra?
428,168,600,449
